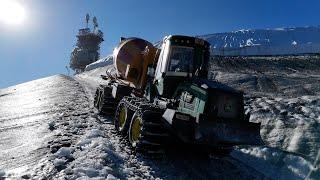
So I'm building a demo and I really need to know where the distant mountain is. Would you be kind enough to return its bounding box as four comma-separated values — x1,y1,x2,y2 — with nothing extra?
200,26,320,56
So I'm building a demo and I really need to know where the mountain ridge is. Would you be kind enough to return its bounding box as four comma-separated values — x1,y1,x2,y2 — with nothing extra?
200,26,320,56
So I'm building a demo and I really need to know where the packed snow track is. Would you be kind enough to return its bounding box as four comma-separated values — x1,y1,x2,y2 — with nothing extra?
0,75,87,178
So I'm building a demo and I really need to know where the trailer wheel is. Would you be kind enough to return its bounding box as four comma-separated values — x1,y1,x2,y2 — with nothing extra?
114,102,134,135
96,88,117,115
94,89,100,108
97,90,105,113
129,114,142,147
98,91,105,114
128,110,168,156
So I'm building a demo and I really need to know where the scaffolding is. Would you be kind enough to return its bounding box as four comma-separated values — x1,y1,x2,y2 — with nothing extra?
70,14,104,73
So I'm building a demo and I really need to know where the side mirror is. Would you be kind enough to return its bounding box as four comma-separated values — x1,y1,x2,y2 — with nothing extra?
120,37,126,42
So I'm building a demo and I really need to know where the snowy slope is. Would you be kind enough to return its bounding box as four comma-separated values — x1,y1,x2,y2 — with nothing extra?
0,71,266,179
1,56,319,179
85,55,113,71
75,63,319,179
201,26,320,56
210,55,320,179
0,75,87,178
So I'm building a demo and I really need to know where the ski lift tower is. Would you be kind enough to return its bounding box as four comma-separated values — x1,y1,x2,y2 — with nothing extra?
70,14,104,73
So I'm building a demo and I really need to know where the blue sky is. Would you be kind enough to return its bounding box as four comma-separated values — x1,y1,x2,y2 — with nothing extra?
0,0,319,88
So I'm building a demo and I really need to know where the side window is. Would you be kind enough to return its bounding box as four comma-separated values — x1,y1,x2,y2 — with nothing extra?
155,41,170,79
161,41,170,73
155,44,164,79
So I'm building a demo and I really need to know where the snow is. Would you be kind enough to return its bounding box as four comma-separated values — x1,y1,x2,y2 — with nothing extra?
210,55,320,179
292,41,298,46
232,147,313,179
69,133,123,179
245,38,260,46
201,26,320,56
75,62,319,179
287,128,303,152
106,174,118,180
85,55,113,71
54,147,73,159
1,53,319,179
0,169,5,178
85,128,104,139
0,75,81,178
53,158,67,167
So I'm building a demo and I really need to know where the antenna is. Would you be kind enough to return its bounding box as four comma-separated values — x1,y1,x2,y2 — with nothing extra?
93,16,98,31
85,13,90,28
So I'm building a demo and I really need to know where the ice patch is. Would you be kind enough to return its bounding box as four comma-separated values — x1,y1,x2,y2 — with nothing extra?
53,158,67,167
86,129,103,139
106,174,118,180
54,147,73,159
73,167,100,178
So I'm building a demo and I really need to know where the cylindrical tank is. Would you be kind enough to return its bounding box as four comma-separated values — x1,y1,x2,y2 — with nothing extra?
113,37,155,88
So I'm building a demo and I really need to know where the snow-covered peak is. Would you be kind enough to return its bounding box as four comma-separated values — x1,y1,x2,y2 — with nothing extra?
201,26,320,56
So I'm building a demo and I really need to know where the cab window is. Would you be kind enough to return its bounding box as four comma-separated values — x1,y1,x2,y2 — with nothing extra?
168,46,194,73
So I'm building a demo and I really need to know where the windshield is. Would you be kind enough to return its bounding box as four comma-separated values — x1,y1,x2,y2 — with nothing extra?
168,46,194,72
